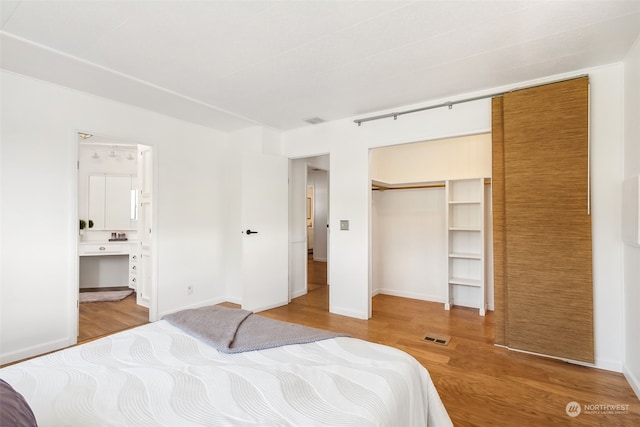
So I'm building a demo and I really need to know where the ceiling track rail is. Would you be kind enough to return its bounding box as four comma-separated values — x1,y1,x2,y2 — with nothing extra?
353,74,588,126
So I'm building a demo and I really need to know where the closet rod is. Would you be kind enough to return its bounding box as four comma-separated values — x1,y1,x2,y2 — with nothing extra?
372,179,491,191
353,75,587,126
372,183,445,191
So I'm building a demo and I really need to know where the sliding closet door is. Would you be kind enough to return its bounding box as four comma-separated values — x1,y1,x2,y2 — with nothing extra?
491,97,507,346
495,77,593,363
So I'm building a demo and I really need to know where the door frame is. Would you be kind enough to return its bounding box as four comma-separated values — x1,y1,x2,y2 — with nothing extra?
74,131,157,342
290,154,330,308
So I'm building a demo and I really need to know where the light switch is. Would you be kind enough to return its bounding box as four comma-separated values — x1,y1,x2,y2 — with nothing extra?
340,220,349,231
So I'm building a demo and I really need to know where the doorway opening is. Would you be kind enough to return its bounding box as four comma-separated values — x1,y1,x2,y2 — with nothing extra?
369,134,494,319
77,132,153,342
290,155,329,312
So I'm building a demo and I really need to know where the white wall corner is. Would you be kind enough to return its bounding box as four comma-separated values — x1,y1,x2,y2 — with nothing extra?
623,30,640,402
261,126,284,155
623,365,640,400
290,289,307,300
592,357,623,373
224,296,242,306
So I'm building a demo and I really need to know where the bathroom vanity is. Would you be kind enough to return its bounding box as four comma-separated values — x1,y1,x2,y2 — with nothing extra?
78,242,139,291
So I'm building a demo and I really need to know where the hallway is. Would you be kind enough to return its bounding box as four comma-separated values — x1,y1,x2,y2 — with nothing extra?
293,255,328,311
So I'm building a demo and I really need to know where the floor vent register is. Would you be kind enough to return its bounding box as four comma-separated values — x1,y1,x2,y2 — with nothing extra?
423,333,451,346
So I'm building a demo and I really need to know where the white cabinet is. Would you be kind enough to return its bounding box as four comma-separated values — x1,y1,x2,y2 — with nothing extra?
78,243,125,255
445,178,486,315
79,242,139,291
128,251,139,290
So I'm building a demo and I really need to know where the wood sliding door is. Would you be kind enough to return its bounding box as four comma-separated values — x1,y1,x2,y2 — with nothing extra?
492,77,593,363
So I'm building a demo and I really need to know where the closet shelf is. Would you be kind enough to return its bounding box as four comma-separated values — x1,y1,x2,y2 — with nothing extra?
448,277,483,287
449,252,481,259
445,178,487,316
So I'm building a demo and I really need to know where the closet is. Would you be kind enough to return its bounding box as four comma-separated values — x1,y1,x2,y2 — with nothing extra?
492,76,593,363
371,134,492,313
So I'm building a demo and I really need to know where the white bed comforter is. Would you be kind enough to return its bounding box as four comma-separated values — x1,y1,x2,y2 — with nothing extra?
1,320,452,427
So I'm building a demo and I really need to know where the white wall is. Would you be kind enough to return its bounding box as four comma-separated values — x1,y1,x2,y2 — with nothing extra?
588,65,625,373
282,64,626,371
0,71,230,364
372,187,447,301
79,255,129,289
623,36,640,398
370,133,492,184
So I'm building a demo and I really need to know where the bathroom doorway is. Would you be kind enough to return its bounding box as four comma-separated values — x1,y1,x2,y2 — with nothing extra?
77,132,153,341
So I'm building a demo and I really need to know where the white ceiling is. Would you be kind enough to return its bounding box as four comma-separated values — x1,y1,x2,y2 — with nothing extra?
1,0,639,131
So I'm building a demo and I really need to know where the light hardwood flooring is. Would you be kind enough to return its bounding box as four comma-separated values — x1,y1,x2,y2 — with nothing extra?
78,261,639,426
307,253,328,293
78,291,148,343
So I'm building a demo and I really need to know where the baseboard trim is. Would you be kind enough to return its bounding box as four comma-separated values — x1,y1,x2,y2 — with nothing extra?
290,289,307,299
505,346,623,373
623,365,640,400
592,358,623,373
1,336,74,366
224,296,242,305
375,288,445,304
330,306,368,320
248,300,289,313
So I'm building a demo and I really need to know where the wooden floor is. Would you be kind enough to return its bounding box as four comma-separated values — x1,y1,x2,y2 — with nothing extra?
78,291,148,343
307,253,328,292
77,260,639,426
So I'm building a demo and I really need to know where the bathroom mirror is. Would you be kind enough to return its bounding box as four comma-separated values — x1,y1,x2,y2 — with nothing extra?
88,174,137,230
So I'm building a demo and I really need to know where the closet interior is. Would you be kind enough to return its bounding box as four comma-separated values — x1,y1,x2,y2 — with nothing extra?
371,133,493,315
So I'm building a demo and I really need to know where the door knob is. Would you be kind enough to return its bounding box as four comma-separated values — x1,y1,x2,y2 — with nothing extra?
245,229,258,235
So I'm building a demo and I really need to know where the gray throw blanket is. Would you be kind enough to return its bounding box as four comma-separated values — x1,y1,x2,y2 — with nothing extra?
162,305,347,353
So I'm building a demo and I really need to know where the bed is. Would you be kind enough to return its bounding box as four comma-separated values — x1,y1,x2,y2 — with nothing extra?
0,305,453,426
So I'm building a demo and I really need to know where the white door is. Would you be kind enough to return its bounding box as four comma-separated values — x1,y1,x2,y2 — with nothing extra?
241,153,289,312
136,145,153,309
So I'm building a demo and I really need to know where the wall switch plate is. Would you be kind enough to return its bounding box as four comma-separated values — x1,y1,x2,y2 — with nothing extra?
340,220,349,231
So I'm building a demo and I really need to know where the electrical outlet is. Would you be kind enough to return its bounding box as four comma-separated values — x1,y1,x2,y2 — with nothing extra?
187,285,193,295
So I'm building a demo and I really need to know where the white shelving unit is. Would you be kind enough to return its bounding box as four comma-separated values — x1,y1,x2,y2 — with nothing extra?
445,178,486,315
